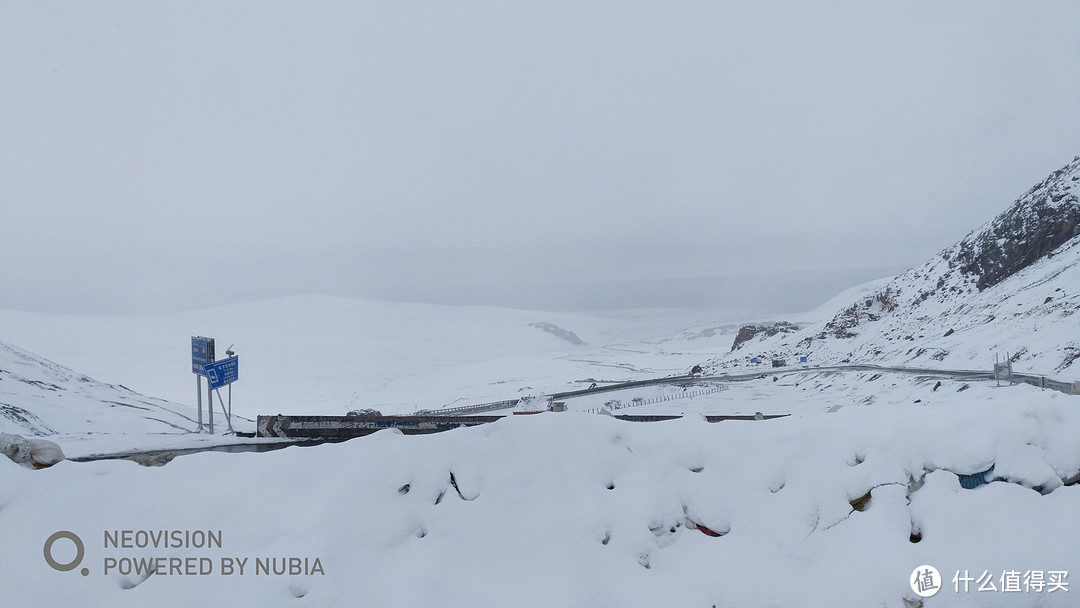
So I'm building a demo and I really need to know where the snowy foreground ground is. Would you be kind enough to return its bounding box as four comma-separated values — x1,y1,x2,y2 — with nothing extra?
2,297,1079,607
4,387,1080,607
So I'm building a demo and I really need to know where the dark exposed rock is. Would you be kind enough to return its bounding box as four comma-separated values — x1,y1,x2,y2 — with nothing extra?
949,158,1080,291
819,288,898,339
730,321,800,352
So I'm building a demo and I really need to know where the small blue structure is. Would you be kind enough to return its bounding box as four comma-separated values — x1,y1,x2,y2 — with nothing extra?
799,356,808,363
750,357,759,363
958,466,1005,489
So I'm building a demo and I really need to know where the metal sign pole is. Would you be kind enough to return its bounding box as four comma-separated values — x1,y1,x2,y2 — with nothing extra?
208,377,214,434
192,336,215,433
202,352,238,433
214,389,234,433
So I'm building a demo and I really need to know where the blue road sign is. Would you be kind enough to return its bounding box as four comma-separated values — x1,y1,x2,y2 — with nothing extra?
192,336,215,375
203,356,238,390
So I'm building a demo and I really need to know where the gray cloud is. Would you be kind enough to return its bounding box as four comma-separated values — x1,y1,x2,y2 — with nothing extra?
2,1,1079,314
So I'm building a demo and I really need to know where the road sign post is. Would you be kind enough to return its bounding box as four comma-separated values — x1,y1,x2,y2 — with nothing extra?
196,375,202,431
191,337,215,432
207,378,214,432
203,356,239,433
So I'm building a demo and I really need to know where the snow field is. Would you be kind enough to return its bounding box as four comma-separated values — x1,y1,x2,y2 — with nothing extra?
4,394,1079,607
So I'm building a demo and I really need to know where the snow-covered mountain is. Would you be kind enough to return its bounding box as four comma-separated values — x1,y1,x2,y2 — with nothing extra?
714,156,1080,378
0,298,745,417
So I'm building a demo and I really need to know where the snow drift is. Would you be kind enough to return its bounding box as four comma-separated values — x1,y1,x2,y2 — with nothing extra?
3,401,1079,607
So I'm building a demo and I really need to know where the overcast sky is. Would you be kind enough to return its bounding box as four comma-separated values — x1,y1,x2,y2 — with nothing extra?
2,1,1079,315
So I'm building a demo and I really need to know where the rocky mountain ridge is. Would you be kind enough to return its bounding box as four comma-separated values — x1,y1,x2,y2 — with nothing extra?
711,156,1080,377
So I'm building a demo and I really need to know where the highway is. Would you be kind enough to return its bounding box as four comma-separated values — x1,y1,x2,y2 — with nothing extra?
71,363,1075,463
419,363,1078,417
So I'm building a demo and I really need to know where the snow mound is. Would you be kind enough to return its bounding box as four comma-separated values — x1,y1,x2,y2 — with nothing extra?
2,402,1078,607
0,433,64,468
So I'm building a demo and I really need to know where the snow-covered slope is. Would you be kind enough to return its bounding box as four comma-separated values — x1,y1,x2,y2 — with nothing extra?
0,340,200,439
712,157,1080,377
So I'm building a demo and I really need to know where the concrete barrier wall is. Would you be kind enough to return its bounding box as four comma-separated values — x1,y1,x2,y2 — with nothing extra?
1015,375,1077,396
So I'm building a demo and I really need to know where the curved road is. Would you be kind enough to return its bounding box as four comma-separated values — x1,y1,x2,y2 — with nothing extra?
71,364,1075,463
424,363,1076,416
